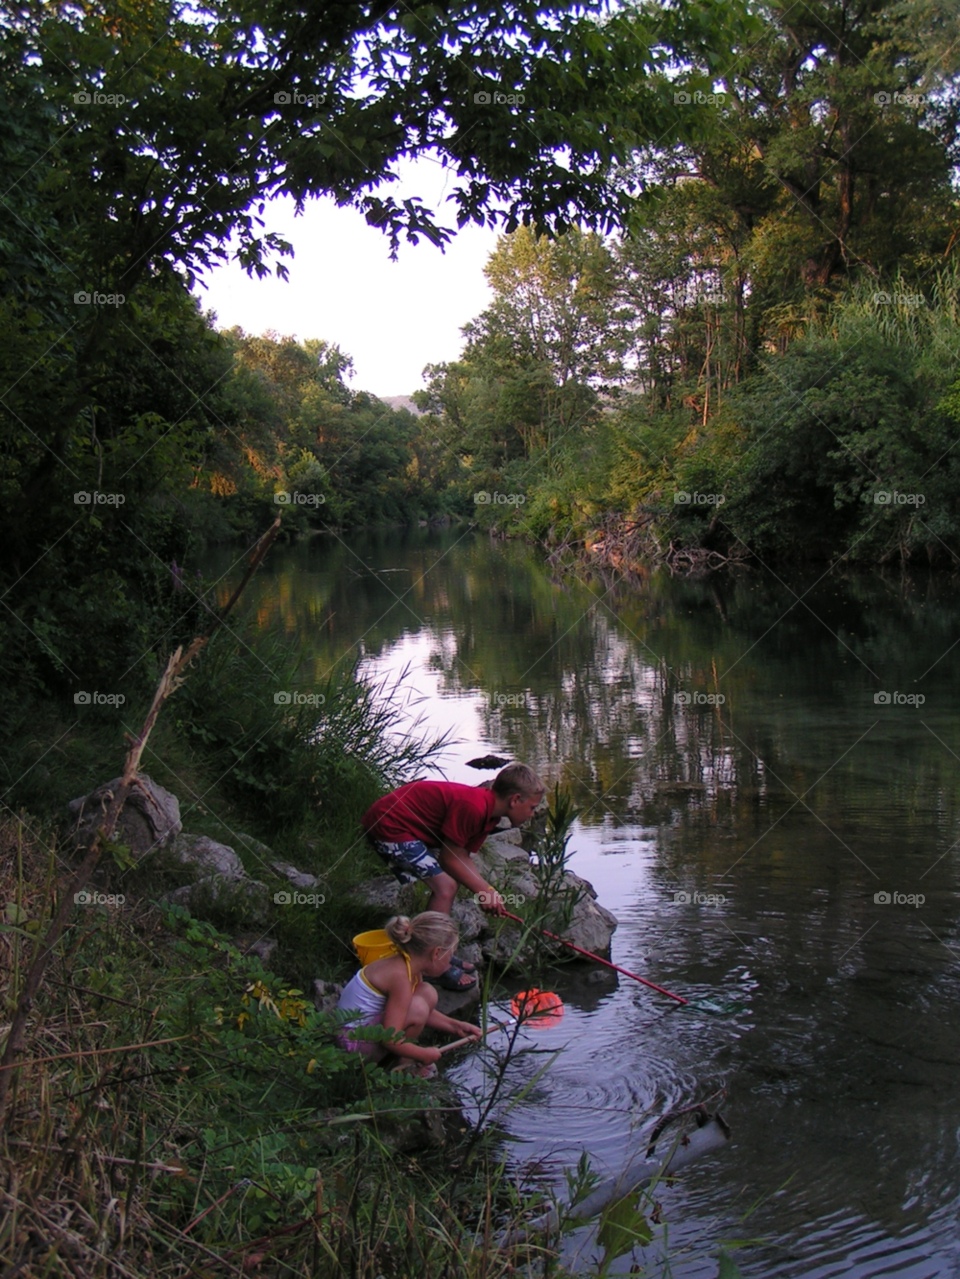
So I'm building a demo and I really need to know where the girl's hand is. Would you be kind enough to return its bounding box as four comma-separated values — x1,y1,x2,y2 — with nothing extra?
457,1022,483,1039
419,1046,442,1065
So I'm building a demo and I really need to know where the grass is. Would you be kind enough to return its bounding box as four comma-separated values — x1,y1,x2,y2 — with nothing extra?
0,812,585,1278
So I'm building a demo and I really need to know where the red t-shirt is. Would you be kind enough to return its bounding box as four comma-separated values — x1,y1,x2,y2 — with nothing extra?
362,781,499,854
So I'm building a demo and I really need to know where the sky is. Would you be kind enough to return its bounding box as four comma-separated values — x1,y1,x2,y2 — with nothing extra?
191,158,501,399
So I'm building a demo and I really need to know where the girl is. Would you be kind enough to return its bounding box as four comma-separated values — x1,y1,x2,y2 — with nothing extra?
335,911,482,1076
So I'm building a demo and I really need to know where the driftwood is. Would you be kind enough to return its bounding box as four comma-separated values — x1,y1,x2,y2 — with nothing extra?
0,518,281,1124
546,509,752,579
503,1109,731,1245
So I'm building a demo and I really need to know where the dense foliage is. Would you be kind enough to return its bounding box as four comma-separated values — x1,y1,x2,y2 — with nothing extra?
420,0,960,565
1,0,706,702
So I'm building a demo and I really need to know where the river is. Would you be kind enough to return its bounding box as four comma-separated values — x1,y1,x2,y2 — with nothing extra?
212,525,960,1278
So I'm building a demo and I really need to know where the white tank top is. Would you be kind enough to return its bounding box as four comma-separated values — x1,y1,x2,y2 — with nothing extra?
337,968,387,1028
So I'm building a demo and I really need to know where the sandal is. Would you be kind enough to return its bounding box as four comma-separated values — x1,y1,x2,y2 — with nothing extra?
450,955,477,974
432,965,478,991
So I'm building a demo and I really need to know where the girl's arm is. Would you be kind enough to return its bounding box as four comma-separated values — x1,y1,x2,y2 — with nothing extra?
426,1008,483,1038
380,966,441,1063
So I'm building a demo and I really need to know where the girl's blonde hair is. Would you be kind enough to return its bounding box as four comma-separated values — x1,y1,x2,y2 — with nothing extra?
385,910,459,956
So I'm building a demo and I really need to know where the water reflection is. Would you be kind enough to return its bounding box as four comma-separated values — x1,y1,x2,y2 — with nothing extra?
207,528,960,1277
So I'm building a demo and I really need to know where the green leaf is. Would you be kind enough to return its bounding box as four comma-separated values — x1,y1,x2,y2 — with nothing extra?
597,1192,652,1262
717,1253,746,1279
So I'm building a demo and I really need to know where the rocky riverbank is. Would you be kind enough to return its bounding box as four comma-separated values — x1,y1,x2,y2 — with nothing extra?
67,773,619,1016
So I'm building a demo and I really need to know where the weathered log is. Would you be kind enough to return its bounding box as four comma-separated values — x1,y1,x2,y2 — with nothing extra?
503,1112,730,1245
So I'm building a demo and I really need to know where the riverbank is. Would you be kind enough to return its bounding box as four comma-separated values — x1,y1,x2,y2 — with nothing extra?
0,757,622,1278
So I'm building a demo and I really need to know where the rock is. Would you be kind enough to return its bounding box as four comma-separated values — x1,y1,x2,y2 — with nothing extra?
484,829,529,862
164,875,271,923
564,894,619,957
68,774,181,858
313,979,343,1015
271,859,321,890
167,833,244,880
235,935,279,965
455,941,482,970
494,825,524,845
473,841,618,968
432,980,482,1018
449,898,484,943
466,755,511,769
349,875,419,916
367,1108,446,1153
232,832,275,865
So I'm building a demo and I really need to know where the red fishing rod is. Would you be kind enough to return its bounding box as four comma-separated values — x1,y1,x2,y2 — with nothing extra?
502,910,690,1006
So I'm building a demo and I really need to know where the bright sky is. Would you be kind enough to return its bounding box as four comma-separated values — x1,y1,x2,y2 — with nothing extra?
192,159,500,398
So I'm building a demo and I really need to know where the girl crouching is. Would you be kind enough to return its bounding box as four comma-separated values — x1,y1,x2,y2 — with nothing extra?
336,911,482,1076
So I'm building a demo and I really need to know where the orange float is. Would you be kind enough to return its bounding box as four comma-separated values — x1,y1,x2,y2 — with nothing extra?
511,987,564,1026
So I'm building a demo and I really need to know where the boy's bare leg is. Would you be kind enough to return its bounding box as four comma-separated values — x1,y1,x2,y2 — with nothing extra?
425,869,457,913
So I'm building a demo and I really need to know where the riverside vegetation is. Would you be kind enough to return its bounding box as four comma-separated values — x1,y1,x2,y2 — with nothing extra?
0,651,682,1278
3,0,958,1272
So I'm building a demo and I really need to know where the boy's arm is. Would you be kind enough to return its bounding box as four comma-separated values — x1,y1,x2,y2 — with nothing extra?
437,841,506,914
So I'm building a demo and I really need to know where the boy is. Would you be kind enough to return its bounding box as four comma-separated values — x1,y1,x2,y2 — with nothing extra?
361,763,545,988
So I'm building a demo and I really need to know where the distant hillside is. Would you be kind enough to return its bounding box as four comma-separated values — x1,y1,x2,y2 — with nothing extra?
378,395,423,415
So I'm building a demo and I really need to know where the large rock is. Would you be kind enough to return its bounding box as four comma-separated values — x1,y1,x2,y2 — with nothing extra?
349,875,419,916
166,833,244,880
164,875,271,923
68,774,181,858
474,839,618,969
449,897,484,943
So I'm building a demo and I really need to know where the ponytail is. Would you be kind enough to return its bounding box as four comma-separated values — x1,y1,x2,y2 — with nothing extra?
385,910,459,956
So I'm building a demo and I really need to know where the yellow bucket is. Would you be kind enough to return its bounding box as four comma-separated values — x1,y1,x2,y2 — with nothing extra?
353,929,397,965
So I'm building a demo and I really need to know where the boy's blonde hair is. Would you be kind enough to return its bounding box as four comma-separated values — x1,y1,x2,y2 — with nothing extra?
385,910,459,956
492,762,545,799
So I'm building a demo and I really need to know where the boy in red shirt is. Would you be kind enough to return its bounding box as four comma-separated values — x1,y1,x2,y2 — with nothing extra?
362,763,545,988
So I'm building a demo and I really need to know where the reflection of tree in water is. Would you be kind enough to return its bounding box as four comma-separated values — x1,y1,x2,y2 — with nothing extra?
209,532,960,868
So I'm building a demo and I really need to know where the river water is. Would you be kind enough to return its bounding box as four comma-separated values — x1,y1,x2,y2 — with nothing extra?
217,526,960,1277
